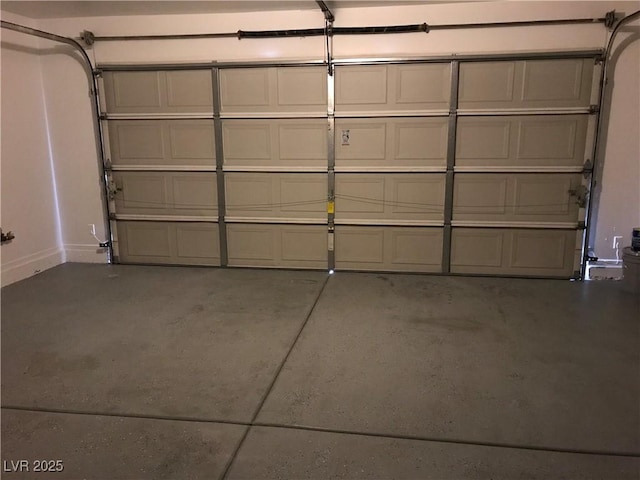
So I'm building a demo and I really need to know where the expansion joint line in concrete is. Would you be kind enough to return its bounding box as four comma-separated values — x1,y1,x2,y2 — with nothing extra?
252,422,640,459
0,405,251,427
2,404,638,460
219,273,332,480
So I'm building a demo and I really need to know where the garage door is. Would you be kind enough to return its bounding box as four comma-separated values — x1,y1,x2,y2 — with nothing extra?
334,63,449,272
450,58,595,277
102,70,221,265
333,57,596,277
219,66,328,268
102,65,329,269
99,52,600,278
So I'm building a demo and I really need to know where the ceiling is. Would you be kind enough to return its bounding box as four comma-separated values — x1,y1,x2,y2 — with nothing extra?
0,0,473,19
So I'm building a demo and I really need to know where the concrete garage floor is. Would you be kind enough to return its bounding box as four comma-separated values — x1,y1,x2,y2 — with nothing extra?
1,263,638,479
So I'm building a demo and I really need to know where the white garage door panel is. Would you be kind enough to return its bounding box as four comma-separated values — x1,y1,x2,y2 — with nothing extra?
395,64,450,106
450,228,576,276
453,173,580,222
279,123,327,161
223,122,271,161
109,120,216,167
104,70,213,114
335,117,448,170
281,228,327,262
453,175,508,216
227,224,327,268
335,226,443,272
165,71,214,108
460,62,515,106
336,174,444,223
105,71,162,112
458,58,593,109
222,119,327,169
450,229,575,274
228,225,274,261
451,229,504,268
219,67,327,114
456,115,587,168
336,121,387,160
109,122,164,162
277,68,327,106
113,172,217,216
336,65,387,106
511,230,571,269
117,221,220,265
521,60,589,103
225,173,327,220
220,69,269,108
121,222,171,257
335,63,450,112
175,225,221,260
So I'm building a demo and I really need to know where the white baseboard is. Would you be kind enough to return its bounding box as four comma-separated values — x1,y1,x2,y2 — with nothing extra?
65,243,108,264
1,246,65,287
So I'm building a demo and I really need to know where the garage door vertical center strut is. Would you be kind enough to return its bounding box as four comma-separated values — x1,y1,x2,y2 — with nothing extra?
212,64,229,267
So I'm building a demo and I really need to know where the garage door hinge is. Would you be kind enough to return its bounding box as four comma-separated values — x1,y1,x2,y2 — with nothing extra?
93,69,103,77
588,104,599,114
108,212,117,221
99,113,108,120
577,221,586,230
582,159,593,178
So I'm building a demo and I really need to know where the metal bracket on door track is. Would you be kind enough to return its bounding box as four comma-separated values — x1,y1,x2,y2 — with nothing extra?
1,228,16,244
316,0,335,22
568,185,589,208
82,30,96,46
107,180,121,199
